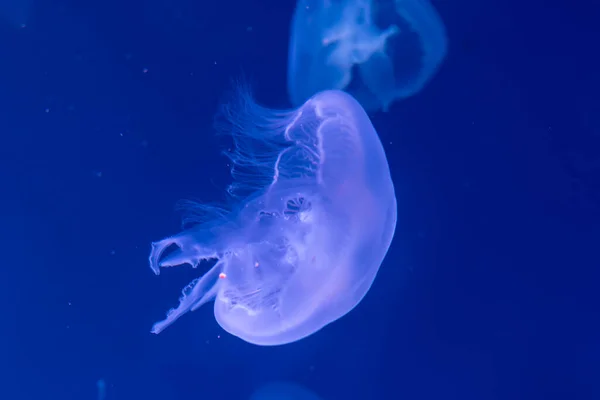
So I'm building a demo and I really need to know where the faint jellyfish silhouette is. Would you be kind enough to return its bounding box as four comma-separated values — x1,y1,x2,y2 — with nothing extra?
288,0,447,112
96,379,106,400
250,381,323,400
149,88,397,346
0,0,32,27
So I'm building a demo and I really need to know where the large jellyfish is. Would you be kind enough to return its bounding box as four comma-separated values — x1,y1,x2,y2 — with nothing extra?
149,88,397,346
288,0,447,112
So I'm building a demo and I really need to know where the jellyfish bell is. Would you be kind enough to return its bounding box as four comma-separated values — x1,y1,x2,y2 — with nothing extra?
148,87,396,345
288,0,448,112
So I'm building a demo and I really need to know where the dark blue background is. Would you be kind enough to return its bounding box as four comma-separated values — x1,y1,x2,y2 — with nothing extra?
1,0,598,399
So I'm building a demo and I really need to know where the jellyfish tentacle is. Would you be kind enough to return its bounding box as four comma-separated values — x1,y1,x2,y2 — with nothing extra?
151,261,224,334
149,233,218,274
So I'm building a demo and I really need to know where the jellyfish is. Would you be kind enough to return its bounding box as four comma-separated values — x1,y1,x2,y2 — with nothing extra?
250,381,323,400
149,88,397,346
288,0,447,112
96,379,106,400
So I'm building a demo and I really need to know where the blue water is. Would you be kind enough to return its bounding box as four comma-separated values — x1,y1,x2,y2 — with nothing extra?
1,0,598,399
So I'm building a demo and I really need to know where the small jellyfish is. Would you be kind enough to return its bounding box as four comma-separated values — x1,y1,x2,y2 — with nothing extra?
149,88,397,346
288,0,448,112
250,381,323,400
96,379,106,400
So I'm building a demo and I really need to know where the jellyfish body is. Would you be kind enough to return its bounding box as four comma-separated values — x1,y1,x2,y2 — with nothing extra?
288,0,447,112
149,89,396,346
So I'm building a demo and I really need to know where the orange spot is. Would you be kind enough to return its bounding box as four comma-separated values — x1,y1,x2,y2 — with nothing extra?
254,262,260,267
219,272,227,279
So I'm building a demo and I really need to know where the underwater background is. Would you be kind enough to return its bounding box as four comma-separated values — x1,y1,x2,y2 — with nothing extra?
1,0,599,399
